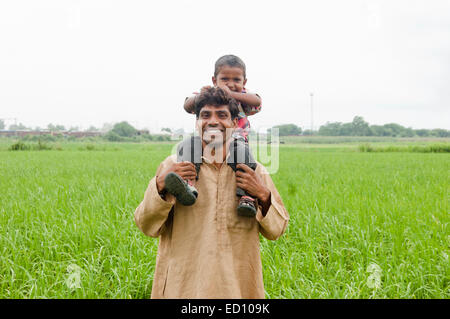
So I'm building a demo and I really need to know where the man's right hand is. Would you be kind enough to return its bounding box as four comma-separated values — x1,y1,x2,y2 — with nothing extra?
156,162,197,193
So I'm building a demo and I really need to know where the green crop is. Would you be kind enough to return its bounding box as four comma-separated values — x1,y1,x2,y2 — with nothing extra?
0,141,448,298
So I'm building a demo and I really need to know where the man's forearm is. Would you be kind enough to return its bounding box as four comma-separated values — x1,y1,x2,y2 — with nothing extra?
134,177,175,238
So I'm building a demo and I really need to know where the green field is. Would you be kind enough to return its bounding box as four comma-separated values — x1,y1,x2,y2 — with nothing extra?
0,139,448,298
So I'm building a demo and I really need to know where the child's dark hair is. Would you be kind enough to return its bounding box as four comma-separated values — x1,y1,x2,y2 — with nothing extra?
214,55,246,79
194,87,239,120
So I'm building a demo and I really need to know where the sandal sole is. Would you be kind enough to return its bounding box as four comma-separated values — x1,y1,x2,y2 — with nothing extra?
164,172,197,206
237,204,257,217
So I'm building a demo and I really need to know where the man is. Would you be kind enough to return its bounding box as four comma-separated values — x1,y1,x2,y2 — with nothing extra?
134,87,289,298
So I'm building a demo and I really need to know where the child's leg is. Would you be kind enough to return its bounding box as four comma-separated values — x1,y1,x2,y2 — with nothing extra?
227,137,258,217
177,136,202,181
165,136,202,206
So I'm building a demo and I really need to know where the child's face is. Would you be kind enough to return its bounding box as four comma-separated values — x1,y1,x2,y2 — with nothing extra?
212,66,247,93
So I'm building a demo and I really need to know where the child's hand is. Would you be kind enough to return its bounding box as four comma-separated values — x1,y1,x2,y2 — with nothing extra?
200,85,212,94
217,84,232,95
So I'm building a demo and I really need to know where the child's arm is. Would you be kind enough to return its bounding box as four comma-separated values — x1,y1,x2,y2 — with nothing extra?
183,96,196,114
183,85,213,114
234,92,261,109
225,89,262,108
219,86,262,116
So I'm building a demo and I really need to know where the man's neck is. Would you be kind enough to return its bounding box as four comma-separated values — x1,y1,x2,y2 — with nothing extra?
202,141,230,168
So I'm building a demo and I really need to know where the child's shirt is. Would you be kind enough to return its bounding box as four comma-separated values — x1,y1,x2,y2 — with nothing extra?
233,88,261,141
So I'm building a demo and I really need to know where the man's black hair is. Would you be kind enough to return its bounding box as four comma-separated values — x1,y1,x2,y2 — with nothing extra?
214,55,246,78
194,87,239,120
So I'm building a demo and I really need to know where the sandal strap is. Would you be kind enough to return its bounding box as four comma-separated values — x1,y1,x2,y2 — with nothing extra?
240,196,255,205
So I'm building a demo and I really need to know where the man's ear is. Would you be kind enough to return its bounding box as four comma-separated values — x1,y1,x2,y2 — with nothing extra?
212,76,217,86
232,117,238,128
243,78,247,87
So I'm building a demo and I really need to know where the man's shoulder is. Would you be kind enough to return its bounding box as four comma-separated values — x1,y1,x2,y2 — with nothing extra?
161,154,177,166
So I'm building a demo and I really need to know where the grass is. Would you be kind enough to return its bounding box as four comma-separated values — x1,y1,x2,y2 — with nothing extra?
0,140,448,298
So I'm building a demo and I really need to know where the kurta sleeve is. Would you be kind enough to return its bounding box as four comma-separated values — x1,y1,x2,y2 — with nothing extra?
254,164,289,240
134,156,176,238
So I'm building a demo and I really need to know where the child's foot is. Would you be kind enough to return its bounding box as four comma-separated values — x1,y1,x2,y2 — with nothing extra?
237,196,257,217
164,172,198,206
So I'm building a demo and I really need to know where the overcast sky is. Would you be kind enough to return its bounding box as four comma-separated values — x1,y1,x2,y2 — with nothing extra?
0,0,449,132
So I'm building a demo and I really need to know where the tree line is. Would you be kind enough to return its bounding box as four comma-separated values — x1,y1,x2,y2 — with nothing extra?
271,116,449,137
2,117,449,138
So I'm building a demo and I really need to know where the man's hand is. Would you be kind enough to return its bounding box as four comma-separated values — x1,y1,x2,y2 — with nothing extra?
156,162,197,193
235,164,271,215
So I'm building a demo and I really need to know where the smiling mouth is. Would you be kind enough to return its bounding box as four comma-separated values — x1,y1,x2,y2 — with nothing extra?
204,128,223,133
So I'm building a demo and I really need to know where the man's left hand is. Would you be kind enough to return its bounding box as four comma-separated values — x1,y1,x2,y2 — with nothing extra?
235,164,271,207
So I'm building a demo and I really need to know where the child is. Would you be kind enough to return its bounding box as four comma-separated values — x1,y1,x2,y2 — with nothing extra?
164,55,262,217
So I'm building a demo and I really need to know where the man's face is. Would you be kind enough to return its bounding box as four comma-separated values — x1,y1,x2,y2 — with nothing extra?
197,104,237,146
212,66,247,93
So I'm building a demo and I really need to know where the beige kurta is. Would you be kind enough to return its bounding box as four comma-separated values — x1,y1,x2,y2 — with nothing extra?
134,154,289,299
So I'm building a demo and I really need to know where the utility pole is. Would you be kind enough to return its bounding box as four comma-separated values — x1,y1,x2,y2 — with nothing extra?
310,92,314,135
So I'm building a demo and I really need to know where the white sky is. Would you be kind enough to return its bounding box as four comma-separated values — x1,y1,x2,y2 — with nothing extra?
0,0,449,132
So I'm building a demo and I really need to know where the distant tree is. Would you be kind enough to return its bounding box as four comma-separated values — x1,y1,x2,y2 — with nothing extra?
0,119,5,130
382,123,405,137
430,128,450,137
400,127,415,138
318,122,343,136
272,124,302,136
369,125,385,136
351,116,371,136
414,129,430,137
340,123,353,136
9,123,29,130
47,123,66,131
302,129,314,136
86,125,99,132
104,131,123,141
111,121,137,137
68,126,80,132
161,127,172,133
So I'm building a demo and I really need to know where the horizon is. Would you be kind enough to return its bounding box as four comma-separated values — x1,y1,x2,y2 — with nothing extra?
1,116,449,134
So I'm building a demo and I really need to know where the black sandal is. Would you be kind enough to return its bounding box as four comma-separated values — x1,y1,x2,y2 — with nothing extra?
164,172,198,206
237,195,257,217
